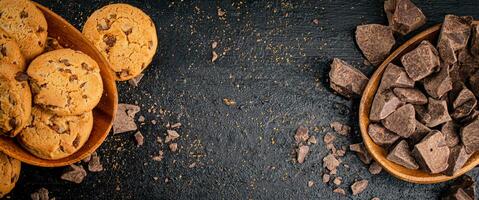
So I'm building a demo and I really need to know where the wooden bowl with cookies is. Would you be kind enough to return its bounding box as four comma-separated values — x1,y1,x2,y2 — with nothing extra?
0,2,118,167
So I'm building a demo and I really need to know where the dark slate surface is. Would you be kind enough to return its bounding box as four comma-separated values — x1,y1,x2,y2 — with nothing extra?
7,0,479,199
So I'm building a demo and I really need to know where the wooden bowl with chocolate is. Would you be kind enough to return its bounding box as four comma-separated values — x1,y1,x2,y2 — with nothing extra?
359,16,479,184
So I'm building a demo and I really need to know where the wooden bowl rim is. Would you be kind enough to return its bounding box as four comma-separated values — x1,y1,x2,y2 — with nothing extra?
359,21,479,184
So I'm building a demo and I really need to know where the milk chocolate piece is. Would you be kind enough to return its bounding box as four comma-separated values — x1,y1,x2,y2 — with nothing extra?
461,118,479,153
368,123,400,147
437,15,473,65
413,131,450,173
472,24,479,57
409,121,431,145
378,63,415,91
384,0,426,35
459,110,479,124
425,98,452,128
441,175,476,200
382,104,416,138
415,104,431,125
387,140,419,169
457,50,479,79
393,88,427,105
349,143,372,164
441,121,460,148
452,87,477,119
355,24,396,65
445,145,472,176
422,63,452,99
469,71,479,97
370,91,405,121
329,58,369,98
401,40,440,81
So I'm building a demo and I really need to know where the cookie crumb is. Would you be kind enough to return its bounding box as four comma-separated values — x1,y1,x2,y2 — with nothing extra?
88,152,103,172
61,164,87,184
134,131,144,146
351,179,369,195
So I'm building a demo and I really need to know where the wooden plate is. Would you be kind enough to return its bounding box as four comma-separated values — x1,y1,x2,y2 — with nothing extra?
359,21,479,184
0,3,118,167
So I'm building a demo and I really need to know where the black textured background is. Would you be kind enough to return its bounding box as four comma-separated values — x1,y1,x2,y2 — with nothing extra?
7,0,479,199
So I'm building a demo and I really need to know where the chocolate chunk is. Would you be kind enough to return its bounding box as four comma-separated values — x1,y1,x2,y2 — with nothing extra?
382,104,416,138
461,118,479,153
333,188,346,195
459,110,479,124
323,154,341,172
355,24,396,65
349,143,372,164
61,164,87,184
401,40,440,81
413,131,450,173
441,121,460,148
424,98,452,128
351,180,368,195
408,121,431,145
329,58,369,98
469,71,479,98
384,0,426,35
369,161,383,175
456,50,479,80
378,63,415,92
329,121,351,136
368,123,400,147
437,15,472,65
294,126,309,143
134,131,144,146
297,144,310,164
30,188,50,200
370,91,405,121
445,145,472,176
451,87,477,119
103,34,117,47
387,140,419,169
471,24,479,57
441,175,476,200
88,152,103,172
113,104,140,134
393,88,427,105
323,132,335,144
169,143,178,152
422,63,452,98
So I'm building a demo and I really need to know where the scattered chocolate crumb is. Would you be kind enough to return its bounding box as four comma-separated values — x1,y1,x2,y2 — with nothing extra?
212,41,218,49
88,152,103,172
217,8,226,17
369,161,383,175
170,123,182,129
330,121,351,136
223,98,236,106
128,74,144,87
152,151,164,161
322,173,331,183
349,143,372,164
294,126,310,143
312,19,319,25
333,177,342,186
351,179,369,195
323,154,341,172
61,164,87,184
307,135,317,144
333,188,346,195
169,143,178,152
297,144,310,164
134,132,144,146
189,162,196,168
307,180,314,188
165,130,180,143
30,188,51,200
212,51,219,62
323,132,335,144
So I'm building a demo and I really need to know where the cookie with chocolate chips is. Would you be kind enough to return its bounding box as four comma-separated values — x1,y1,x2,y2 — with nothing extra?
0,152,21,198
27,49,103,116
0,28,25,70
18,106,93,160
82,3,158,81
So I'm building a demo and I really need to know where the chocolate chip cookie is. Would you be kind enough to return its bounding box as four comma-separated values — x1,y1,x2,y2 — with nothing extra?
82,3,157,81
18,106,93,160
27,48,103,116
0,63,32,137
0,152,21,198
0,28,25,70
0,0,48,61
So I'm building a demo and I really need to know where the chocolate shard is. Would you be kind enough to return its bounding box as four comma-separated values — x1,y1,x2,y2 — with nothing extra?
441,121,460,148
329,58,369,98
437,15,473,65
459,110,479,124
472,24,479,57
355,24,396,65
422,63,452,98
378,63,415,91
401,40,440,81
451,87,477,120
445,145,472,176
349,143,372,164
461,118,479,153
382,104,416,138
384,0,426,35
408,121,431,145
413,131,450,174
387,140,419,169
393,87,427,105
370,91,405,121
368,123,400,147
469,71,479,98
456,50,479,80
441,175,476,200
425,98,452,128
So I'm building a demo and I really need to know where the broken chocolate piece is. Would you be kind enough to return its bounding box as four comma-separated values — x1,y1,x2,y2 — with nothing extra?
368,161,383,175
349,143,372,164
329,58,369,98
370,91,405,121
401,40,440,81
387,140,419,169
294,126,310,143
297,145,310,164
441,121,460,148
425,98,452,128
134,131,144,146
469,71,479,98
351,180,369,195
323,133,335,144
461,118,479,153
128,73,144,87
422,63,452,98
413,131,450,173
330,121,351,136
165,130,180,143
169,143,178,152
378,63,415,92
88,152,103,172
323,154,341,172
384,0,426,35
437,15,473,65
445,145,472,176
368,123,400,147
452,87,477,119
382,104,416,138
30,188,50,200
333,188,346,195
408,121,431,145
393,87,427,105
61,164,87,184
471,24,479,57
441,175,476,200
113,104,140,134
356,24,395,65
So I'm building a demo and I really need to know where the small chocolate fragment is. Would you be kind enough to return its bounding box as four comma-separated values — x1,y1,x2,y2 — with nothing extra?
368,161,383,175
134,131,144,146
456,50,479,80
368,123,400,147
378,63,415,92
30,188,50,200
323,154,341,173
469,71,479,97
329,58,369,98
422,63,452,98
370,91,404,121
128,73,144,87
441,121,460,148
459,110,479,124
294,126,310,143
88,152,103,172
461,118,479,153
113,104,140,134
401,40,440,81
408,121,431,145
330,121,351,136
437,15,473,65
382,104,416,138
424,98,452,128
471,24,479,57
297,145,310,164
413,131,450,173
445,145,472,176
165,130,180,143
61,164,87,184
349,143,372,164
355,24,396,65
387,140,419,169
351,180,369,195
393,88,427,105
441,175,476,200
451,87,477,119
384,0,426,35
